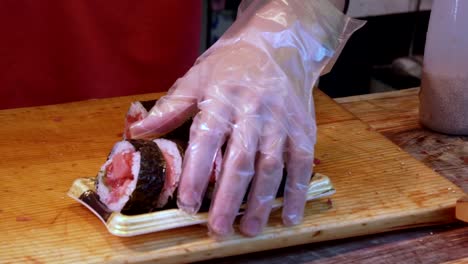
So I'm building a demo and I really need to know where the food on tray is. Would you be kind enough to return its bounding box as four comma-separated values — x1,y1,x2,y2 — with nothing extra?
66,99,334,236
123,99,191,142
96,100,223,215
96,139,168,215
95,99,316,216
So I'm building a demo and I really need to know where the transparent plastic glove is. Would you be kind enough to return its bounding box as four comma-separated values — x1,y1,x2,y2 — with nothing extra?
130,0,364,238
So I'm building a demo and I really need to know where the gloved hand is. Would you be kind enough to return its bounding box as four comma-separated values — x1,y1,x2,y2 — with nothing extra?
130,0,364,237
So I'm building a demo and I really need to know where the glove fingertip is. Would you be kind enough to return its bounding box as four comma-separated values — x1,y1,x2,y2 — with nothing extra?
176,195,201,215
240,217,263,237
282,205,304,227
208,215,234,239
128,117,161,139
282,214,302,227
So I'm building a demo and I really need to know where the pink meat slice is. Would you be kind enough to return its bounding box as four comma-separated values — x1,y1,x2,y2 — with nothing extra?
104,151,135,203
124,102,148,139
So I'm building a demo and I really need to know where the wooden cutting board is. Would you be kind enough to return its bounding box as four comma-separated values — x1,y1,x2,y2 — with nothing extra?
0,90,464,263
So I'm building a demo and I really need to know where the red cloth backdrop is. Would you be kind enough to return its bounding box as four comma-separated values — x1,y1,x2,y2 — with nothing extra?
0,1,202,109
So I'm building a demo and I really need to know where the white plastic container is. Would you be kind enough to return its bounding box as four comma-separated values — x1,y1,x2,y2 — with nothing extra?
419,0,468,135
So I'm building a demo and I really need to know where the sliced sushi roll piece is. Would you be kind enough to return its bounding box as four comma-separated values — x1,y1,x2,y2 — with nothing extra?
97,137,224,215
153,138,183,208
96,139,166,215
115,99,227,213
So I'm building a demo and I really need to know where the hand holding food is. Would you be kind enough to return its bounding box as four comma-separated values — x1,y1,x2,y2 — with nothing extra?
128,0,363,238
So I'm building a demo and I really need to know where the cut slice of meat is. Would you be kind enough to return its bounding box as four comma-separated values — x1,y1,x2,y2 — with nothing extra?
97,141,139,212
153,138,183,208
103,151,135,204
124,102,149,139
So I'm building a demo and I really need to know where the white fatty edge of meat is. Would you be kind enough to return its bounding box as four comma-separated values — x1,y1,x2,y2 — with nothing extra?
97,141,141,212
108,140,134,159
153,138,182,208
128,101,149,119
124,102,149,139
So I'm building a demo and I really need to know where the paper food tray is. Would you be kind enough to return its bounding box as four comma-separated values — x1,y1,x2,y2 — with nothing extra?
68,173,336,237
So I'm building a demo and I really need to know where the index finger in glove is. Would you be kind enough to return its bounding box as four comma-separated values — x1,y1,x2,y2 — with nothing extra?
129,68,201,139
177,100,232,215
208,113,261,237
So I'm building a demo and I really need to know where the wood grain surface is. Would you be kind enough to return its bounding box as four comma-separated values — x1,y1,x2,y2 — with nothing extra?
0,89,465,263
337,88,468,192
197,88,468,264
200,223,468,264
335,87,421,133
311,88,468,264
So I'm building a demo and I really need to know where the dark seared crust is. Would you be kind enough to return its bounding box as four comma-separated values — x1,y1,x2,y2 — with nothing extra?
121,139,166,215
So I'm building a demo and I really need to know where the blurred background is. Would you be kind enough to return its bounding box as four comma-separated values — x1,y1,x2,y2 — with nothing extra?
0,0,433,109
202,0,432,98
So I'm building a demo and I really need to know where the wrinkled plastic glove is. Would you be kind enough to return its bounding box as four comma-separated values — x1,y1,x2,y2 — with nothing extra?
130,0,364,238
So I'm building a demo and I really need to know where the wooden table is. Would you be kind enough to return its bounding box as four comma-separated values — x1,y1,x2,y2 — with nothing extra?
201,88,468,264
1,88,466,263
